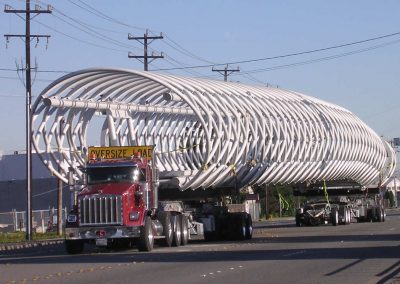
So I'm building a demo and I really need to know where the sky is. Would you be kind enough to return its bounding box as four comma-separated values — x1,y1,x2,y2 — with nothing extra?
0,0,399,155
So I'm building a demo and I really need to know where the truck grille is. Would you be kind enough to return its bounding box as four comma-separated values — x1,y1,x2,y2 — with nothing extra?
79,195,123,226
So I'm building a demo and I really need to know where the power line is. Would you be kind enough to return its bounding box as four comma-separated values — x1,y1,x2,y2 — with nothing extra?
162,33,216,64
73,0,147,31
154,31,400,71
163,55,206,77
33,0,141,51
232,38,400,76
33,18,128,53
3,32,400,80
62,0,216,66
0,75,54,82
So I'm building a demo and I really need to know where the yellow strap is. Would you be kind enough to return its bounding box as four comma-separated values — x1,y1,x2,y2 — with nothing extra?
323,180,330,206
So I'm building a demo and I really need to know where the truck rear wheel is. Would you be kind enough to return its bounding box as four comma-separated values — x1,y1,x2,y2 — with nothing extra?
331,208,338,226
65,239,84,254
159,211,173,247
180,215,189,246
138,216,154,252
171,214,182,247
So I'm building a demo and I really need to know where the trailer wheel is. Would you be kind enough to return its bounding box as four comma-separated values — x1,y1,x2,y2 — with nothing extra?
171,214,182,247
348,208,352,224
331,208,338,226
159,211,173,247
138,216,154,252
377,207,384,222
345,208,350,225
235,213,246,241
245,214,253,240
295,214,302,227
65,240,84,254
204,231,216,242
180,215,189,246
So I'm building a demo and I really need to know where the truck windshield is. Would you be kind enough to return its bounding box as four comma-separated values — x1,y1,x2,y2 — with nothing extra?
87,166,146,184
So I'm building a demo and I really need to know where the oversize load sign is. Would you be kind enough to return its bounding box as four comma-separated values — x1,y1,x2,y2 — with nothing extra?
88,146,154,160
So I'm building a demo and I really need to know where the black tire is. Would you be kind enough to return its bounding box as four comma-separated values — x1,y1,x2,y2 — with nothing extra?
347,208,352,224
171,214,182,247
309,217,319,226
382,208,386,222
159,211,173,247
331,208,338,226
204,231,216,242
180,214,189,246
245,213,253,240
368,208,376,222
65,239,84,254
138,216,154,252
295,214,302,227
377,207,383,222
235,213,246,241
344,208,350,225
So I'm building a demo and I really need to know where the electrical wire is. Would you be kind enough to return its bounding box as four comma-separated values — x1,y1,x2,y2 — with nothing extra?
66,0,216,65
0,75,54,82
33,19,128,53
33,0,141,51
154,31,400,71
162,55,209,77
232,38,400,76
74,0,148,31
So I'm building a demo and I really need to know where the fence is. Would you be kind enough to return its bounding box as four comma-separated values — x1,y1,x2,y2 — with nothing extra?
0,207,67,233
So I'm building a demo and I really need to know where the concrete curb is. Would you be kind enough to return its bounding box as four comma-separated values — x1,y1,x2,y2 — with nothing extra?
0,239,64,252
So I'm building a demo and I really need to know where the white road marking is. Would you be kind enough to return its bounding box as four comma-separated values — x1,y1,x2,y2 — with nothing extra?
283,250,306,257
200,265,244,278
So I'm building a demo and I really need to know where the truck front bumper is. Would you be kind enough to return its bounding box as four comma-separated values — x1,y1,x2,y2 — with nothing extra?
65,226,140,240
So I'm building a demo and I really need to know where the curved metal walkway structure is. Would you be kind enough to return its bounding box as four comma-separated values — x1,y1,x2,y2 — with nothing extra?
32,68,396,190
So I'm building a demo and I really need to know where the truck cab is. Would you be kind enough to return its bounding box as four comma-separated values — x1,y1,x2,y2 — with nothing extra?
64,146,185,253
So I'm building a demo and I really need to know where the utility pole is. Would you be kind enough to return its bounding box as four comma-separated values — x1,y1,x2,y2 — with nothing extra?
4,0,52,241
212,65,240,82
128,30,164,71
57,119,65,236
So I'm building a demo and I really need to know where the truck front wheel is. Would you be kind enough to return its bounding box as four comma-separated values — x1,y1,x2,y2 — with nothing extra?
65,239,84,254
138,216,154,252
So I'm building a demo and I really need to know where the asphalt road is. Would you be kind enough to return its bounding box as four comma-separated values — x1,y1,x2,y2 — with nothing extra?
1,210,400,284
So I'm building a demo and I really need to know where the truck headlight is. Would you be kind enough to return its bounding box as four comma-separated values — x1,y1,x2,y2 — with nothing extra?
129,211,140,221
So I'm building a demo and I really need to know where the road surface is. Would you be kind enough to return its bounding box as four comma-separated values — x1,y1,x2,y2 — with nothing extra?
1,210,399,284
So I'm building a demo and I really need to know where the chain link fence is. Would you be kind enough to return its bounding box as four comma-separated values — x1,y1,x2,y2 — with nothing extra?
0,208,67,233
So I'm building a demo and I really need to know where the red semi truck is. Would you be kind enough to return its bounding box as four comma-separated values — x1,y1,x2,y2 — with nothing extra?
64,146,252,253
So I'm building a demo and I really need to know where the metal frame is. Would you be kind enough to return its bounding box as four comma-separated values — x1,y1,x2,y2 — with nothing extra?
32,68,396,190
